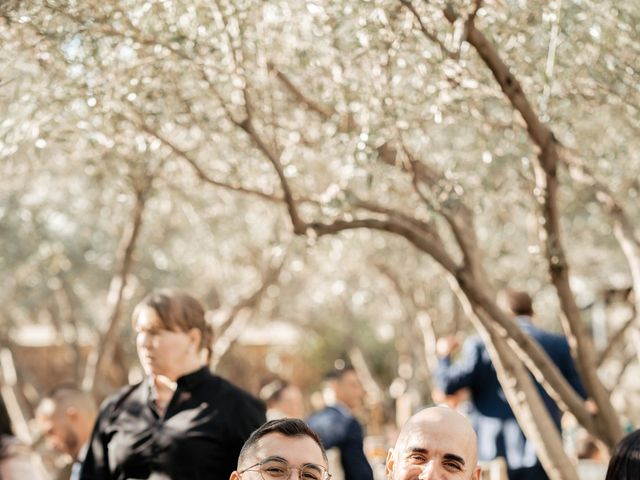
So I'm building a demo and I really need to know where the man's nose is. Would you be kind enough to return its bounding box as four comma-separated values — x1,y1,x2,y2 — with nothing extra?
288,466,304,480
417,461,438,479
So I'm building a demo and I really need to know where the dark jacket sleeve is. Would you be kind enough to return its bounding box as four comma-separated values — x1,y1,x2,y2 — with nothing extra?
339,418,373,480
556,337,588,399
78,399,113,480
435,338,483,395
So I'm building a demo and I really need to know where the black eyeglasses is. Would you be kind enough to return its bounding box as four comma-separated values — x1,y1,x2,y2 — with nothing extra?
239,458,331,480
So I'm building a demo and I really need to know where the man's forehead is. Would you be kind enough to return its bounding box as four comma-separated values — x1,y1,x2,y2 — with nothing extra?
252,433,326,467
399,422,473,460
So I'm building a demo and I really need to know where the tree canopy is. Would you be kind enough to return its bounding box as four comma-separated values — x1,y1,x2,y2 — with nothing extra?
1,1,639,477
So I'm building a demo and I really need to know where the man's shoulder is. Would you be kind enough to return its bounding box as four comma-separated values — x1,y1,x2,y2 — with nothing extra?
309,406,356,431
309,405,347,422
523,323,568,346
307,407,353,444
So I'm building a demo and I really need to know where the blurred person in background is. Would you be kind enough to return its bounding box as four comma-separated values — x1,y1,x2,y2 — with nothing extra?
604,429,640,480
308,365,373,480
36,385,97,480
574,431,608,480
0,391,45,479
79,289,266,480
435,289,588,480
259,379,305,420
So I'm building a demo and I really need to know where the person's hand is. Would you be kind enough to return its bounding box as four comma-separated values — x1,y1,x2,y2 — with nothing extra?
436,335,459,358
585,398,599,415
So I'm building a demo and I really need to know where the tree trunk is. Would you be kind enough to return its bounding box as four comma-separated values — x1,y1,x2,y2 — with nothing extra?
448,10,624,447
450,279,579,480
563,155,640,367
83,187,148,395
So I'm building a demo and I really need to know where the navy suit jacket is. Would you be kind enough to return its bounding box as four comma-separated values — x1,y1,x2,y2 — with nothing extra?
307,405,373,480
435,317,587,471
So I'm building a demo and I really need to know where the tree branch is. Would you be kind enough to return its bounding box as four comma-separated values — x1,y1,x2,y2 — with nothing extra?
563,151,640,368
210,250,287,370
448,277,579,480
443,3,623,445
131,115,282,204
597,314,635,367
83,180,150,394
399,0,459,59
309,217,459,274
267,63,335,119
236,117,306,233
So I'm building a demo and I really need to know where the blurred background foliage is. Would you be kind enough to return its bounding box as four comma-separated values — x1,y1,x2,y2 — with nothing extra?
0,0,638,427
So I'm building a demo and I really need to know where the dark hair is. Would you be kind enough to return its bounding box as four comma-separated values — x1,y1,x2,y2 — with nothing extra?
605,429,640,480
0,394,14,459
238,418,327,467
132,289,213,354
504,289,534,316
325,365,355,381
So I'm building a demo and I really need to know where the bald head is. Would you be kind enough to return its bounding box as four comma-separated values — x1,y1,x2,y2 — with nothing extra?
387,407,480,480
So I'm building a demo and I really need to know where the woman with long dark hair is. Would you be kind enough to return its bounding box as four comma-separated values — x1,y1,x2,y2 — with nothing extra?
0,393,45,479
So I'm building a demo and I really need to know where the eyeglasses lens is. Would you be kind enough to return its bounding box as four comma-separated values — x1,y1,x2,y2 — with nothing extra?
259,460,325,480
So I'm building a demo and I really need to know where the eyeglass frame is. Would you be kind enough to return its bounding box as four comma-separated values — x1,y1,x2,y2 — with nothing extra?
238,457,332,480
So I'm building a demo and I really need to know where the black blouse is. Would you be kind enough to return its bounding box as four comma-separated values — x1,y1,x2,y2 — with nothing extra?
79,367,266,480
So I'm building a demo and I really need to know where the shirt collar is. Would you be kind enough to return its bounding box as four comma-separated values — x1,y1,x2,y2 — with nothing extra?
146,365,209,401
176,365,210,389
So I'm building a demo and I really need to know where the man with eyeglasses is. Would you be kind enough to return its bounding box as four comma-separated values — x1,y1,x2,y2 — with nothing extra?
231,418,331,480
386,406,481,480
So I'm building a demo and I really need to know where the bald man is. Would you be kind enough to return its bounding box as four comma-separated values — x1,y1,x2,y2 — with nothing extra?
386,407,481,480
36,386,97,480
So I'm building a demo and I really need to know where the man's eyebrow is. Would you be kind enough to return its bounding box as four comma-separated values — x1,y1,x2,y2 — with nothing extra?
405,447,429,454
443,453,466,466
262,455,288,462
404,448,466,467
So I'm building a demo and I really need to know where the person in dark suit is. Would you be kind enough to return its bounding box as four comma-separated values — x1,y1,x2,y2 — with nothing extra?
307,366,373,480
435,289,588,480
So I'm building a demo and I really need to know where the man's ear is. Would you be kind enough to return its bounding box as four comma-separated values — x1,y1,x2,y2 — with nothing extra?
385,448,395,479
471,465,481,480
188,328,202,351
229,470,240,480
